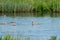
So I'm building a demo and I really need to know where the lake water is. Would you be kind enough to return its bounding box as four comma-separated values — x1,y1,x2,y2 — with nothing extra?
0,13,60,40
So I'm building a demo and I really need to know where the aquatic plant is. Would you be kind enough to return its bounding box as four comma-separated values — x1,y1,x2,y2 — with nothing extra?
48,36,57,40
0,34,30,40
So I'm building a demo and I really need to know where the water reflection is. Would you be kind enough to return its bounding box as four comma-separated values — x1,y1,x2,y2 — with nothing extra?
0,12,60,17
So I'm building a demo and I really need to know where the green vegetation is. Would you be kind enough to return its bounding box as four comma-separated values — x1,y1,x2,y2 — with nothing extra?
0,34,30,40
0,0,60,12
0,35,60,40
48,36,57,40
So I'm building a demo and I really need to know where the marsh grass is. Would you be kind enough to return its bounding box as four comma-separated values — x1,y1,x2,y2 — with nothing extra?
0,0,60,12
0,34,30,40
0,34,60,40
48,36,57,40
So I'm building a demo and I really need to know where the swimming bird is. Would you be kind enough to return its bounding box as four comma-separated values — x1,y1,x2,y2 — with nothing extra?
0,22,7,25
10,19,16,26
32,21,39,25
10,21,15,23
1,15,7,25
11,23,16,26
10,19,15,23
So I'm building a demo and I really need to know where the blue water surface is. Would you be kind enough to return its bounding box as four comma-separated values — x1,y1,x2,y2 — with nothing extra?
0,16,60,40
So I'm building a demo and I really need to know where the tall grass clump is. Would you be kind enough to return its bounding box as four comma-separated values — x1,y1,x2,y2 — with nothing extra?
0,34,30,40
48,36,57,40
0,35,60,40
0,0,60,12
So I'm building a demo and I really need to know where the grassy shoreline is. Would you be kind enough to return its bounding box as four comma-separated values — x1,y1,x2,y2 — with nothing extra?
0,0,60,13
0,34,59,40
0,10,60,13
0,34,30,40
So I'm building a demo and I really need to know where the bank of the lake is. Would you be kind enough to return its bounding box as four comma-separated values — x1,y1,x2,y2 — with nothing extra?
0,34,59,40
0,0,60,13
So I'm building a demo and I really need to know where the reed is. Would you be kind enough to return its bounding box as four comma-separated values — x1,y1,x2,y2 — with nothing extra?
0,0,60,12
48,36,57,40
0,34,60,40
0,34,30,40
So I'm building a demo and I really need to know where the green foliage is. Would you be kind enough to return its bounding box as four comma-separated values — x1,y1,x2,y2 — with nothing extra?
4,34,11,40
0,34,30,40
0,0,60,12
0,35,60,40
0,36,2,40
49,36,57,40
